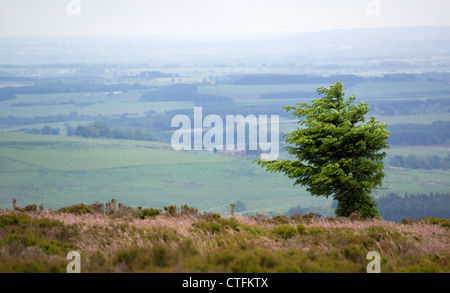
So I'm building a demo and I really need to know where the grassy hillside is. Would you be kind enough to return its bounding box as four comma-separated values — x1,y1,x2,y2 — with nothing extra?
0,90,194,118
0,205,448,273
0,133,326,215
1,133,449,216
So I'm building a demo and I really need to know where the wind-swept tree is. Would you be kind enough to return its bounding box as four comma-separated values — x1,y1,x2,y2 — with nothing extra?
256,82,390,219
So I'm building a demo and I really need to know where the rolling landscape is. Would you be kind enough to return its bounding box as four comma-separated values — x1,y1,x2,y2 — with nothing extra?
0,2,449,275
1,60,449,218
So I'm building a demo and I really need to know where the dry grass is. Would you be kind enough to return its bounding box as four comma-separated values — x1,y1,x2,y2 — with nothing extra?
0,208,449,272
130,214,197,237
309,217,450,255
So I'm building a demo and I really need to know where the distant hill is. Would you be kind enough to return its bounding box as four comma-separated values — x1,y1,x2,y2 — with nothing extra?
1,26,449,67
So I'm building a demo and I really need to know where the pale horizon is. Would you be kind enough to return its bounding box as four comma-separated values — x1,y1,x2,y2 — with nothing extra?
1,0,450,38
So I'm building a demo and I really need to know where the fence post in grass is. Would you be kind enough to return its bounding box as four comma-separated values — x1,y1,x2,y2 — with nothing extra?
111,199,117,213
12,198,16,210
230,203,235,218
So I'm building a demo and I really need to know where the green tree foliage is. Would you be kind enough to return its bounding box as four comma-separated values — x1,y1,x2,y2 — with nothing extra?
256,82,390,219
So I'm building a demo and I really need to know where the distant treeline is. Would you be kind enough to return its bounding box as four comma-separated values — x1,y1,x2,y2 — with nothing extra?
230,74,365,86
22,126,60,135
109,111,176,131
135,70,178,79
369,98,450,116
141,84,292,118
0,82,156,97
387,121,450,146
258,94,450,120
11,101,96,107
224,73,422,86
141,84,236,110
74,121,156,141
375,192,450,222
261,95,450,117
260,91,316,100
389,154,450,170
286,206,324,217
1,72,448,99
287,192,450,222
0,112,97,126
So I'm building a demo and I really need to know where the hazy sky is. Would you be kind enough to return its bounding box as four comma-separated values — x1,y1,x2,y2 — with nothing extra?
0,0,449,37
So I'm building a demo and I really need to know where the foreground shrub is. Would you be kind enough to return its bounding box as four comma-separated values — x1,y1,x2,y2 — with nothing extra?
418,217,450,228
296,224,307,235
23,204,38,212
272,225,298,239
163,205,177,216
59,203,93,215
0,215,79,257
163,204,198,217
37,218,63,228
179,204,199,216
200,212,221,221
192,217,241,235
289,212,321,224
269,215,290,224
140,208,162,219
1,203,449,273
402,219,414,225
0,214,31,227
13,204,37,212
0,257,67,273
90,201,105,213
193,221,223,234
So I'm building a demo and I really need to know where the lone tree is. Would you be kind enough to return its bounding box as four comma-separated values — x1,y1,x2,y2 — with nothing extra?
256,82,390,219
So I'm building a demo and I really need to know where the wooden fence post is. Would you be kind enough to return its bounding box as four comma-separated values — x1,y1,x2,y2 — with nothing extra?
111,199,117,213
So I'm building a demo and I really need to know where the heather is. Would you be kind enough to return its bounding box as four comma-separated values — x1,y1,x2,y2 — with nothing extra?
0,202,448,273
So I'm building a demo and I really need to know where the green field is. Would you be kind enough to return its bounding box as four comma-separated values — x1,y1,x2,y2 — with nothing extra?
1,133,448,216
0,100,194,118
0,90,194,118
0,133,323,214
